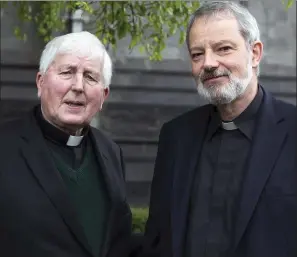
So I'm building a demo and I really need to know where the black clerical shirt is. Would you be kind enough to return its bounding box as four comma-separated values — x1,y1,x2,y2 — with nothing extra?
35,106,89,168
34,106,109,257
185,87,263,257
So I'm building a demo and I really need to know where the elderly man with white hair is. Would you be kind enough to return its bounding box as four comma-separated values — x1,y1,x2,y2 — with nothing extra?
0,31,137,257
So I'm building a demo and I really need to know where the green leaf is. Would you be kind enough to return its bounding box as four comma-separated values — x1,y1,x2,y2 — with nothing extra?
179,30,186,44
102,37,109,46
167,7,173,16
129,35,139,49
286,0,294,9
117,21,129,39
139,45,146,53
13,27,21,37
169,24,177,35
281,0,294,9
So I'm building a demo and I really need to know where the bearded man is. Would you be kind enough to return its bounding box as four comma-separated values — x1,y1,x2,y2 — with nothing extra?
140,1,297,257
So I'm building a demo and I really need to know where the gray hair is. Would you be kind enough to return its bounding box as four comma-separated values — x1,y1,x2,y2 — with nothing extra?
186,0,261,75
39,31,113,88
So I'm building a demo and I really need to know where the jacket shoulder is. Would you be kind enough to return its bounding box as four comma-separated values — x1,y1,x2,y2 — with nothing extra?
90,127,121,152
274,98,296,115
271,96,296,126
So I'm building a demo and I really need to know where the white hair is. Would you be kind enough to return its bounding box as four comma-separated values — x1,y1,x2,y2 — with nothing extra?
39,31,112,88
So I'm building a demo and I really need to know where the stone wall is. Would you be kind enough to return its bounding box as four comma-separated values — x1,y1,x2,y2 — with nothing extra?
1,0,295,206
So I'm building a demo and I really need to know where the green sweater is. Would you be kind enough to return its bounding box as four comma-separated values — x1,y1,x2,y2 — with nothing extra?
51,142,109,257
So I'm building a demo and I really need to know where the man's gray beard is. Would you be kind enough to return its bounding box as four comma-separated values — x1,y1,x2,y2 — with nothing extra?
195,64,253,105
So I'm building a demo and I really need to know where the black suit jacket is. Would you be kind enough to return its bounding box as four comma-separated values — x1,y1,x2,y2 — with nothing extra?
0,108,134,257
142,88,297,257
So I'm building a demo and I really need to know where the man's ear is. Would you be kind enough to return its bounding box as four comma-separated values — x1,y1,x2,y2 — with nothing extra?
251,40,263,70
103,87,110,100
99,87,110,111
36,72,43,98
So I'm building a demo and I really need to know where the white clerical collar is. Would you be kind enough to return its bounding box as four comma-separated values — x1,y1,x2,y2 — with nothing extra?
221,121,238,130
66,135,84,146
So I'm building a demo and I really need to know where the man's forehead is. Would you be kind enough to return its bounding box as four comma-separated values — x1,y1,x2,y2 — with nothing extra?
50,54,100,72
189,16,242,47
192,14,239,32
197,11,237,23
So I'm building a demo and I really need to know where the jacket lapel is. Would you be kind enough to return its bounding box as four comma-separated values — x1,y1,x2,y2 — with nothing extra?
20,112,94,257
171,106,212,257
89,130,119,257
233,91,288,250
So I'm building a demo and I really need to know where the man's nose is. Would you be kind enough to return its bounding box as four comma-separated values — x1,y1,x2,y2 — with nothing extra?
71,73,84,92
203,51,219,70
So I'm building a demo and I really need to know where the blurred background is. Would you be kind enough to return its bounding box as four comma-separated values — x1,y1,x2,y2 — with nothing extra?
1,0,295,207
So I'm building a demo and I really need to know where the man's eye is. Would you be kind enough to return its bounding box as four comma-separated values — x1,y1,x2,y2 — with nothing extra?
60,71,72,75
219,46,232,52
85,75,97,81
191,53,202,59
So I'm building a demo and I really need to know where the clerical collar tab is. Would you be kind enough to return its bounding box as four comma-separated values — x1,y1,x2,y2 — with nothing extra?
221,121,238,130
66,135,84,146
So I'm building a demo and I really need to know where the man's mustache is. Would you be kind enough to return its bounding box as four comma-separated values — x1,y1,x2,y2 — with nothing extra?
198,70,230,82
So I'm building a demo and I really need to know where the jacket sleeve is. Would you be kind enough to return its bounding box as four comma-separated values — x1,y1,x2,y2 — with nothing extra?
107,145,144,257
138,123,174,257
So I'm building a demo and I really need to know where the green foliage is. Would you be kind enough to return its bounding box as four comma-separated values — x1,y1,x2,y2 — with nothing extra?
281,0,294,10
1,1,200,61
3,1,293,61
131,207,149,233
7,1,92,43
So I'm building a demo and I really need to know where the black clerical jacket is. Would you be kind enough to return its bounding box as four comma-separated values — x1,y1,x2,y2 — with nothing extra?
0,107,138,257
140,87,297,257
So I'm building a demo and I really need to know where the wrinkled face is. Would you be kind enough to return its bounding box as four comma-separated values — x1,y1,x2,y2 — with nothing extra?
189,14,261,105
36,54,109,133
